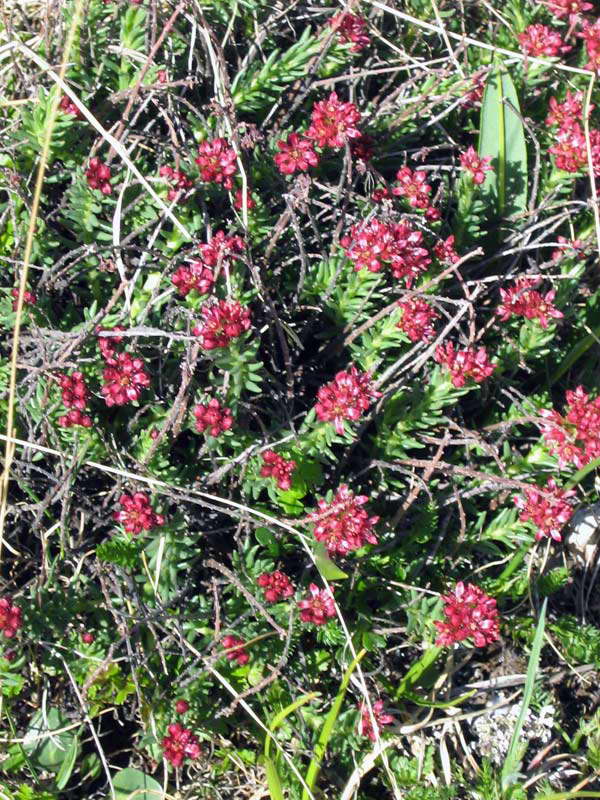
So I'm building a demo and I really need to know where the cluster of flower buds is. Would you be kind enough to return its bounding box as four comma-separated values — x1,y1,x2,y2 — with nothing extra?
96,326,124,363
435,342,496,388
435,582,500,647
257,571,294,603
11,287,36,311
193,399,234,437
161,723,201,766
434,234,460,265
57,372,92,428
159,165,193,202
329,12,370,52
101,352,150,407
0,597,22,639
195,137,237,190
114,492,164,535
59,95,83,118
222,635,249,665
315,366,380,435
396,298,439,342
260,450,296,490
308,485,378,556
518,24,571,58
86,157,112,195
515,478,576,542
497,277,563,329
192,299,252,350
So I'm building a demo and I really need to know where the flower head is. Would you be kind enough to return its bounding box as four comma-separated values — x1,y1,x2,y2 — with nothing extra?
222,635,249,665
540,386,600,468
193,399,233,437
308,485,378,556
86,157,112,195
274,133,319,175
459,147,493,185
396,297,439,342
315,366,380,434
161,723,201,767
195,137,237,190
435,342,496,388
114,492,164,535
198,231,244,267
549,123,600,174
305,92,362,150
101,352,150,406
551,235,589,262
96,326,125,364
329,13,370,52
434,234,460,264
234,188,256,211
0,598,22,639
59,95,83,118
171,262,215,297
260,450,297,490
257,571,294,603
515,478,576,542
357,700,394,741
298,583,336,625
11,288,36,310
175,699,189,715
435,582,500,648
518,24,571,58
544,0,593,22
546,91,588,129
57,372,89,411
192,300,251,350
159,165,193,202
497,278,563,329
580,18,600,72
392,166,433,210
58,409,93,428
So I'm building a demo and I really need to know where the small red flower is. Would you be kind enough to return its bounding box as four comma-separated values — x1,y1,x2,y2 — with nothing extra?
11,288,36,310
192,300,251,350
193,399,233,436
195,138,237,190
101,352,150,406
172,262,215,297
222,635,249,665
357,699,394,741
540,386,600,468
518,24,571,58
392,166,433,210
435,342,496,388
315,365,380,435
59,95,83,118
329,13,370,52
371,186,392,204
434,234,460,264
298,583,336,625
497,277,563,329
544,0,593,22
0,598,22,639
257,571,294,603
114,491,164,535
396,297,439,342
305,91,362,150
580,18,600,72
274,133,319,175
57,372,89,411
86,157,112,195
234,188,256,211
549,122,600,174
81,632,95,644
58,409,93,428
515,478,576,542
308,485,378,556
260,450,296,490
161,723,201,767
435,582,500,648
459,146,493,185
546,91,588,129
159,165,193,202
96,325,125,364
198,231,244,268
175,699,189,714
551,236,588,262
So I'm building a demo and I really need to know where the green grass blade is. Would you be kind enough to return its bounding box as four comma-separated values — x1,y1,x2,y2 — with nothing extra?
265,756,285,800
501,598,547,796
264,692,319,761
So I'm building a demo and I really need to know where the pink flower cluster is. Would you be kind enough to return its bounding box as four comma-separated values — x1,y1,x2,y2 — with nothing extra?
172,261,214,297
57,372,92,428
59,95,83,118
260,450,296,490
329,12,370,52
315,366,380,434
546,91,588,129
540,386,600,468
551,235,589,262
580,18,600,72
357,700,394,741
114,492,164,535
298,583,336,625
101,352,150,407
198,231,244,267
222,635,249,665
195,137,237,190
341,218,431,286
545,0,593,22
518,24,571,58
274,134,319,175
396,297,439,342
545,89,600,175
192,299,252,350
11,288,36,310
159,165,193,202
515,478,576,542
193,399,233,437
172,226,243,298
308,485,378,556
257,571,294,603
435,582,500,648
175,699,189,714
96,325,124,363
86,157,112,195
459,146,493,185
0,597,22,639
434,234,460,265
392,166,440,220
434,343,496,388
161,723,201,767
497,277,563,329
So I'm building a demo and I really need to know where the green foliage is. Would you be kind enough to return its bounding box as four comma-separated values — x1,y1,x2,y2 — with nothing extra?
549,616,600,667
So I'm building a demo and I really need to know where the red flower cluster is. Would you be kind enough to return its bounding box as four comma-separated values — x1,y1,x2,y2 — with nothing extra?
193,399,233,436
175,699,189,714
11,288,36,310
274,133,319,175
497,277,563,329
101,352,150,406
544,0,593,21
329,12,370,52
435,342,496,388
234,188,255,211
192,300,252,350
222,635,249,665
435,582,500,648
515,478,576,542
459,146,493,185
540,386,600,468
580,18,600,72
433,234,460,264
0,597,22,639
59,95,82,118
308,485,378,556
198,230,244,267
371,186,392,204
257,571,294,603
306,91,362,150
96,326,125,363
86,157,112,195
159,165,193,202
161,723,201,767
298,583,336,625
260,450,296,490
315,365,380,434
195,137,237,190
552,235,588,262
172,261,214,297
341,218,431,286
518,24,571,57
546,90,587,129
58,409,93,428
57,372,92,428
357,700,394,741
392,166,437,218
396,297,440,342
81,631,95,644
114,492,164,535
